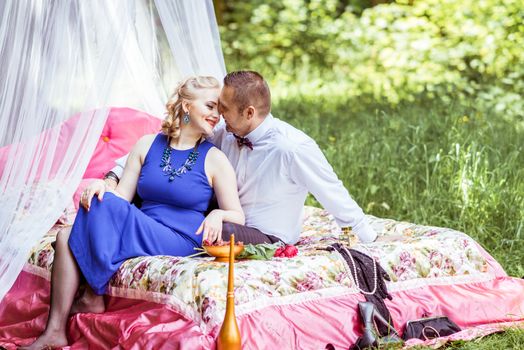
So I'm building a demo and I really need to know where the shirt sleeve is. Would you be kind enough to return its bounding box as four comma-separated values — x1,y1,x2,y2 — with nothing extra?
288,139,377,243
111,154,128,179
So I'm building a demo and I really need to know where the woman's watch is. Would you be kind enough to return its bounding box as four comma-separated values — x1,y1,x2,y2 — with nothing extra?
103,171,120,184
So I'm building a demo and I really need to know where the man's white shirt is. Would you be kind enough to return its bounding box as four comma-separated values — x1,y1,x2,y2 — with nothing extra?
113,114,377,244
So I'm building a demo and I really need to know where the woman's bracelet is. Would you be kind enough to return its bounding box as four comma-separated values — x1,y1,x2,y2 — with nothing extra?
103,171,120,184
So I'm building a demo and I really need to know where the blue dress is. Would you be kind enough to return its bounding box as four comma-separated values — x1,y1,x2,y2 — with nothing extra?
69,134,215,294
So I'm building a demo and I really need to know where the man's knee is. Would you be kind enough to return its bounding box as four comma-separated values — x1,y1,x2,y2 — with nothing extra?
222,222,239,239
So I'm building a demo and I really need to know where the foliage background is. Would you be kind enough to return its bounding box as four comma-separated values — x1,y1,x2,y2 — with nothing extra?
214,0,523,281
218,0,523,126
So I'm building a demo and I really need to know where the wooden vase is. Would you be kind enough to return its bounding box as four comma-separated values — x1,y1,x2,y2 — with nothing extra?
217,234,242,350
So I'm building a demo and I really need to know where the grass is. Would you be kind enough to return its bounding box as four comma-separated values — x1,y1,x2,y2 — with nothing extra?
411,327,524,350
377,327,524,349
272,93,524,349
273,94,524,277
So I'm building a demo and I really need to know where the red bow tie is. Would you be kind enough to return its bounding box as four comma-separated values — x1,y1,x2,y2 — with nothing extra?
233,134,253,150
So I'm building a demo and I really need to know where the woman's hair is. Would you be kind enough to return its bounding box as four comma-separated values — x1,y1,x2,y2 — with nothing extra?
161,76,220,139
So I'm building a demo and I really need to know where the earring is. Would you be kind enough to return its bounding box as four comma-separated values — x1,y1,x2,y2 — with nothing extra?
183,112,190,124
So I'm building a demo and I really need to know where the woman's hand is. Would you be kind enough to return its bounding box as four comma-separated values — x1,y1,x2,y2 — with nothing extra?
80,179,107,211
196,210,224,243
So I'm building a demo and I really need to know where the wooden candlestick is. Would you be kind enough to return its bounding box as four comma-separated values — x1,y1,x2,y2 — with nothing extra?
217,234,242,350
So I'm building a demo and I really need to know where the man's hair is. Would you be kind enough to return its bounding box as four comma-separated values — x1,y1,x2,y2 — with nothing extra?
223,71,271,116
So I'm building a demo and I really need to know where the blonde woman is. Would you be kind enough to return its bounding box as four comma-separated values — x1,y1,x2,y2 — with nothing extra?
22,76,244,349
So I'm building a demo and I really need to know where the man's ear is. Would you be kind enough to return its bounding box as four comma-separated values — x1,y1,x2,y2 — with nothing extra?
245,106,256,120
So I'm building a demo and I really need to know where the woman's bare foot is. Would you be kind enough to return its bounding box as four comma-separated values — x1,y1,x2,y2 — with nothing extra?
69,292,105,315
17,329,68,350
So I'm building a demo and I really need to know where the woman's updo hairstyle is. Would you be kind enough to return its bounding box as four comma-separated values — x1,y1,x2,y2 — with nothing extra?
162,76,220,139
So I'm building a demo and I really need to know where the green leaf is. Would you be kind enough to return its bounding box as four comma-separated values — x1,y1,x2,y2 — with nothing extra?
237,242,282,260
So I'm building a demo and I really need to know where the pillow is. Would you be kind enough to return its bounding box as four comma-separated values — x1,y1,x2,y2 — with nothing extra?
72,107,161,212
82,107,162,179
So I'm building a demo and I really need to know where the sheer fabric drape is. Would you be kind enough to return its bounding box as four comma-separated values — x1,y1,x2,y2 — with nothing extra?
0,0,226,300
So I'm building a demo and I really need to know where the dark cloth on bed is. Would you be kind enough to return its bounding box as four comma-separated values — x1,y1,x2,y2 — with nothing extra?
221,222,283,244
207,195,283,244
329,243,393,335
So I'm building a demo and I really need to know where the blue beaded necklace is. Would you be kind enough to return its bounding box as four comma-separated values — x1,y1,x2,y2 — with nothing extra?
160,138,201,182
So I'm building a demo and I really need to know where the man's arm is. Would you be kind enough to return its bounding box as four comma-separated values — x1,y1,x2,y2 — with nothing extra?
101,153,129,188
288,139,377,243
108,154,128,184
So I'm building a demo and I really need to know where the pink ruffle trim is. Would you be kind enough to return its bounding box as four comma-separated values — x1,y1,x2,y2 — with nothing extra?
1,270,523,349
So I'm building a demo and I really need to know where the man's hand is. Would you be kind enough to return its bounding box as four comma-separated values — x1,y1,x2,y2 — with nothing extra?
80,179,111,211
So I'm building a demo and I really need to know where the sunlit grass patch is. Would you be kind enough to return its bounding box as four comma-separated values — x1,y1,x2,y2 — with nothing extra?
273,94,524,277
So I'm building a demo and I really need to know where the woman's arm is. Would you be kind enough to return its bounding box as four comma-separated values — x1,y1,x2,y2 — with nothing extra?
114,134,155,202
196,147,245,243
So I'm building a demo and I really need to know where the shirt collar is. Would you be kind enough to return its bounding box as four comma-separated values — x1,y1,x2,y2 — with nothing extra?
243,113,274,145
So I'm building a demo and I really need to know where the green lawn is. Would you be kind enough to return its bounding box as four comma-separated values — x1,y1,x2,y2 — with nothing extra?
273,94,524,349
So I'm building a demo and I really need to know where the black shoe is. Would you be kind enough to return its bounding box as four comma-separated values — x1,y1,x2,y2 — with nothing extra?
351,302,402,349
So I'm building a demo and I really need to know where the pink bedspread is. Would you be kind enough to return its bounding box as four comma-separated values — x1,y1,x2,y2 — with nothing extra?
1,270,523,349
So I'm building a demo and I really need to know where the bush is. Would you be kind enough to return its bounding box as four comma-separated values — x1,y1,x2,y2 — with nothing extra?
220,0,524,127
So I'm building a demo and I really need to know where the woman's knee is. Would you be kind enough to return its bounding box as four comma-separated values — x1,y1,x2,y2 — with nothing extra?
55,227,72,247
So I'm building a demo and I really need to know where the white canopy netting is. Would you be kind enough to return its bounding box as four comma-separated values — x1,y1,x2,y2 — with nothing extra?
0,0,226,300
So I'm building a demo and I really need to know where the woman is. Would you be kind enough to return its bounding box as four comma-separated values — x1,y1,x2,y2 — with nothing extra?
22,76,244,349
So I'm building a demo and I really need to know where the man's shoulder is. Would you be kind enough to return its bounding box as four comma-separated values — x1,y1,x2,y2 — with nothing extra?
270,117,316,153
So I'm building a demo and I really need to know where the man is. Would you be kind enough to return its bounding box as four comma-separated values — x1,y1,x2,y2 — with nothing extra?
82,71,377,244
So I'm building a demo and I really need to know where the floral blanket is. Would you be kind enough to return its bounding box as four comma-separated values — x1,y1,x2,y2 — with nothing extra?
27,206,491,334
